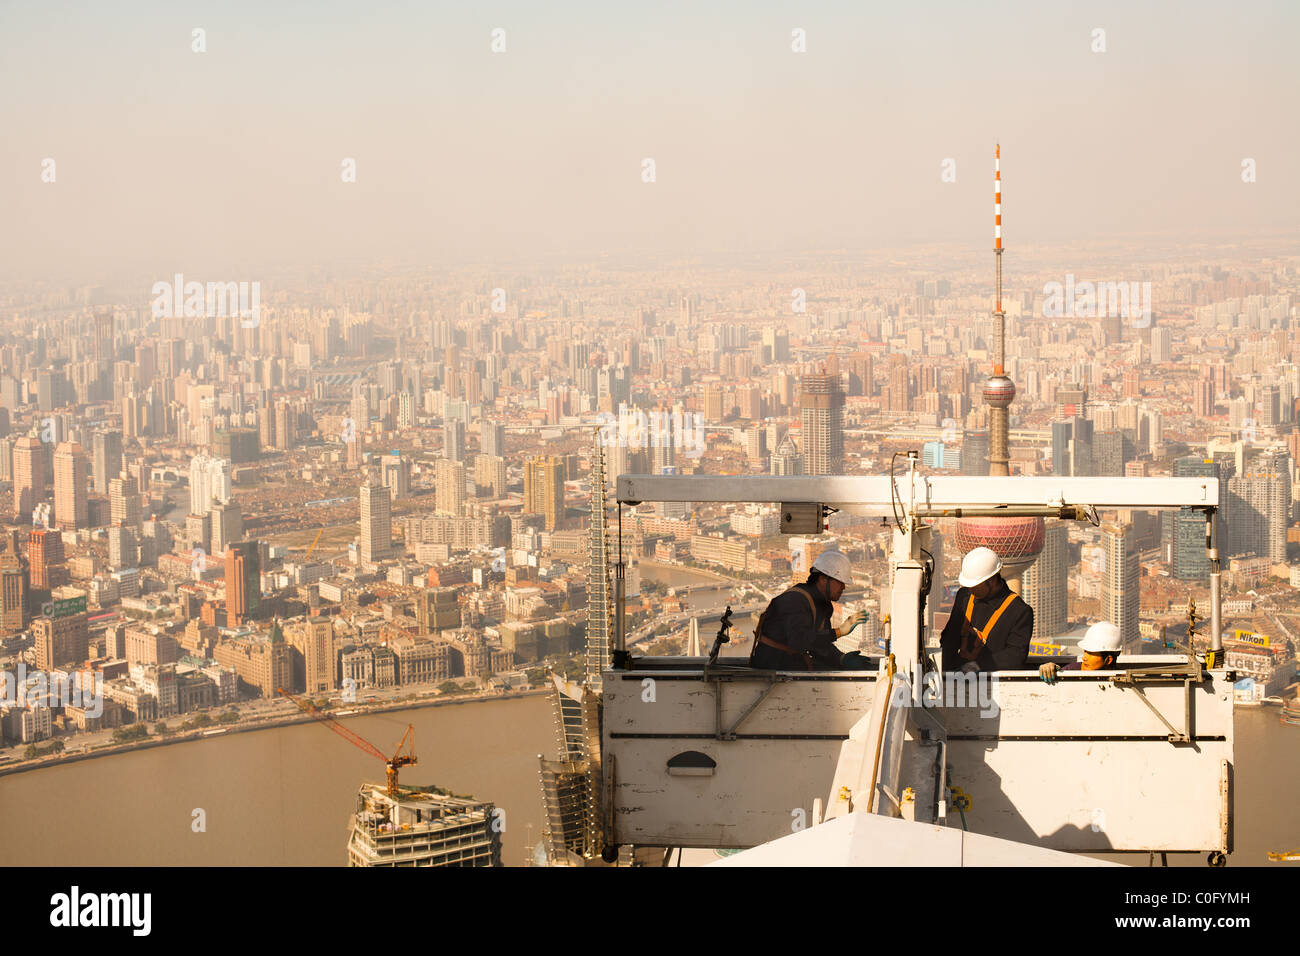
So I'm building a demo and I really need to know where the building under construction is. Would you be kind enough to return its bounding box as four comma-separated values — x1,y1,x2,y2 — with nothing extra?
347,783,502,867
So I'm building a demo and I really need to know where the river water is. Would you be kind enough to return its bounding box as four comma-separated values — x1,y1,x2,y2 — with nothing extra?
0,690,1294,867
0,695,555,867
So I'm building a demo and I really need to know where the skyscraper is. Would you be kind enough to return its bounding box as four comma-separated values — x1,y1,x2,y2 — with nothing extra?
444,420,466,463
209,499,244,556
1172,457,1219,581
109,476,142,531
381,454,410,500
960,430,990,477
1102,523,1139,648
359,482,393,563
1021,522,1068,641
92,430,122,494
12,436,46,520
481,420,506,459
275,400,295,451
586,433,611,685
1226,447,1290,562
525,456,566,531
225,540,261,627
474,455,507,499
798,374,844,475
770,431,803,476
27,527,65,591
1050,421,1071,476
190,455,233,516
53,441,88,530
434,459,466,516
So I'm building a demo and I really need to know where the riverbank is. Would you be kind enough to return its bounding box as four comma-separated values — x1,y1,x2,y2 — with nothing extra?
0,686,550,779
637,559,738,584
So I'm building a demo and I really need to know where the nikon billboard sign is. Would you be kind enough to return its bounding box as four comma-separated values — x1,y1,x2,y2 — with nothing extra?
41,596,87,619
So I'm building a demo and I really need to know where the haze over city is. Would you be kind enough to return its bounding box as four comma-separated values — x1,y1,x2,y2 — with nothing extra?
2,0,1297,280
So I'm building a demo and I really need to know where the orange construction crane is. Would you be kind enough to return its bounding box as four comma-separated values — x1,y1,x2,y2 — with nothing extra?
304,528,324,560
278,688,416,796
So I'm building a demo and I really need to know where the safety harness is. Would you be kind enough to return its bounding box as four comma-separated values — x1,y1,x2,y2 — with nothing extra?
749,587,820,670
960,591,1019,658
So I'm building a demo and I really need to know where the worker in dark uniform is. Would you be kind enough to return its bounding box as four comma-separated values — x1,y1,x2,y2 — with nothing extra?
750,551,872,670
940,547,1034,673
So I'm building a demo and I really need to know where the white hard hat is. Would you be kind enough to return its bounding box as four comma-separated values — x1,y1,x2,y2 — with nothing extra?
958,547,1002,588
1079,621,1122,654
810,550,852,585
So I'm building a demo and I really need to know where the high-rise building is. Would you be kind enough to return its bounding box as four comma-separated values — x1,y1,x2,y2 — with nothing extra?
347,784,502,867
275,400,295,451
1226,447,1290,562
13,436,46,520
1172,457,1220,581
287,617,335,695
225,541,261,627
1102,523,1140,648
53,441,88,530
0,541,26,633
798,374,844,475
1055,386,1086,421
1069,416,1094,478
481,421,506,459
525,456,566,531
1149,327,1172,364
33,610,89,670
94,310,114,362
770,432,802,476
1021,523,1068,641
28,527,65,590
586,434,612,685
1092,430,1127,476
381,454,410,500
359,482,393,563
434,459,465,516
209,499,243,556
92,430,122,494
190,455,233,515
444,420,466,463
960,430,990,477
473,455,507,499
109,476,142,531
109,524,138,570
1050,421,1071,476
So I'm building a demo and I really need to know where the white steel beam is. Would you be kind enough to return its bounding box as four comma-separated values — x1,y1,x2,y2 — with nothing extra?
616,475,1218,510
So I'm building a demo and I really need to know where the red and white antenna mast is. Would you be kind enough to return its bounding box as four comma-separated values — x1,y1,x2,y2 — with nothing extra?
994,143,1004,376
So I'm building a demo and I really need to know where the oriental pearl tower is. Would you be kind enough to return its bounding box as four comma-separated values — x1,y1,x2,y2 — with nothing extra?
952,145,1044,592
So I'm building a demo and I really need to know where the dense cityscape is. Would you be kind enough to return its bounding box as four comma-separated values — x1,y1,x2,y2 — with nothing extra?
0,242,1295,773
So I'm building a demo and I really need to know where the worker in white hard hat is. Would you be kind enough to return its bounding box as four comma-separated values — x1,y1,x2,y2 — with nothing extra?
750,550,872,670
939,546,1034,674
1040,622,1123,684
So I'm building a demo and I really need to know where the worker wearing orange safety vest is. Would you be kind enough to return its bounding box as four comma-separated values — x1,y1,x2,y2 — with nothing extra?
939,547,1034,674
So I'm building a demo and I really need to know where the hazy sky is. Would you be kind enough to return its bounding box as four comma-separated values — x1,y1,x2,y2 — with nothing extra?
2,0,1297,279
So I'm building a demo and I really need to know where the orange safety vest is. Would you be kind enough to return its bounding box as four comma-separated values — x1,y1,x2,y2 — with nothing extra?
961,592,1019,656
